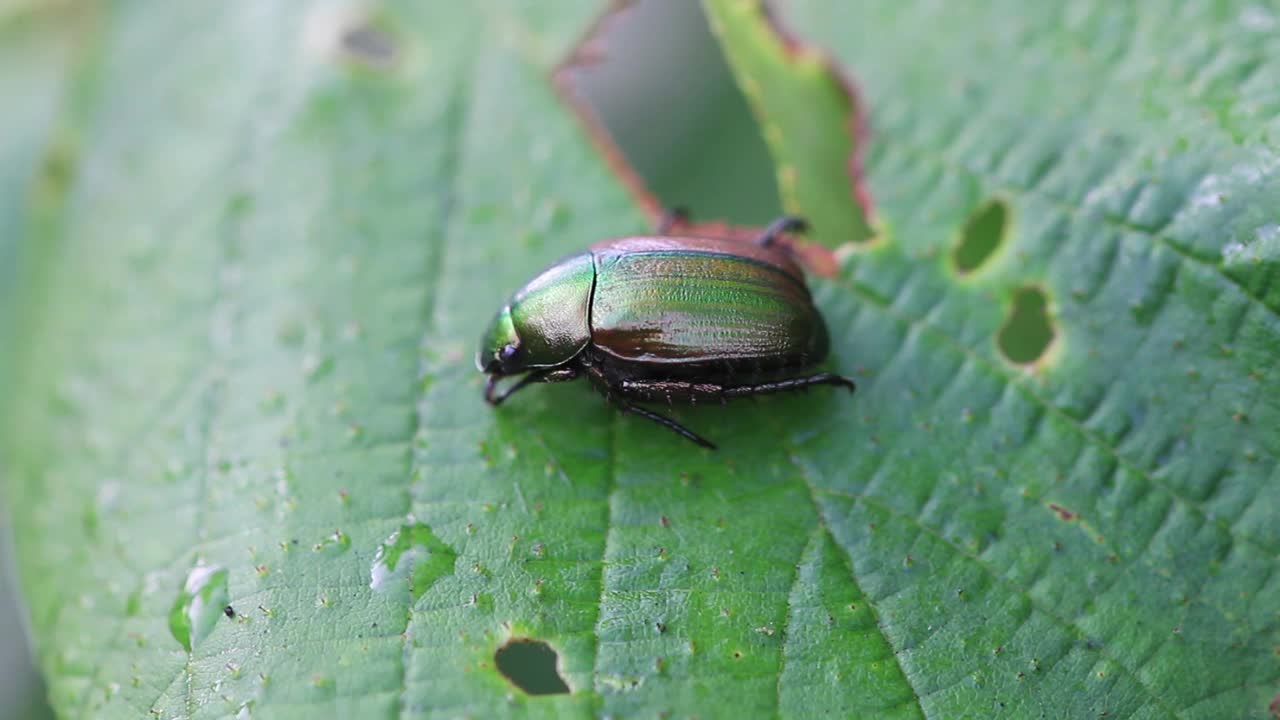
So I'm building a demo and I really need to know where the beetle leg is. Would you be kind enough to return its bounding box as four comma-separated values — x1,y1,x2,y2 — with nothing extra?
541,366,581,383
722,372,856,398
486,373,538,405
581,364,716,448
485,366,581,406
755,216,809,247
618,379,723,404
618,401,717,450
656,206,691,234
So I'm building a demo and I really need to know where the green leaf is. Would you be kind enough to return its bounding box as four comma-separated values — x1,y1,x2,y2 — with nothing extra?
703,0,872,247
705,0,1280,717
9,1,1280,719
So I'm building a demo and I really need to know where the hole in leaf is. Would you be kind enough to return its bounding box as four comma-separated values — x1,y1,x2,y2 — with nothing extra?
494,639,570,695
953,199,1007,274
340,24,399,68
998,286,1055,365
303,6,398,69
563,0,782,223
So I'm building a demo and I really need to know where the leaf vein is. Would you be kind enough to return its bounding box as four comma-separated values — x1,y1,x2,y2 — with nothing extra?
589,398,619,694
824,486,1183,719
831,271,1278,559
396,48,474,720
782,446,927,718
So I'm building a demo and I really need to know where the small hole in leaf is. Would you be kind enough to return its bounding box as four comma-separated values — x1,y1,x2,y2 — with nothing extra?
494,639,570,695
304,6,398,69
953,199,1007,274
340,24,399,68
998,286,1055,365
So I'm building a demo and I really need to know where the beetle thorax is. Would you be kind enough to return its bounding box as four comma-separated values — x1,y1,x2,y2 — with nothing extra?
480,252,595,373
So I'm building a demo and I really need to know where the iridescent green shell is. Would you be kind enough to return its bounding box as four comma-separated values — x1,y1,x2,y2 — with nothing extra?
478,236,830,376
476,252,594,372
589,236,828,371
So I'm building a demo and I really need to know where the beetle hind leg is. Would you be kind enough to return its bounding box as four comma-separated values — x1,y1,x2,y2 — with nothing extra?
722,372,856,398
616,373,855,402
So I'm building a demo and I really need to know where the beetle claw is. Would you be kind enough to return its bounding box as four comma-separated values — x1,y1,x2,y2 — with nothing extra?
756,215,809,247
657,207,691,234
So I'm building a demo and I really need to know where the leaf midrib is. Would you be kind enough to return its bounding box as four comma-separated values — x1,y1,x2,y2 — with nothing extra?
395,46,477,720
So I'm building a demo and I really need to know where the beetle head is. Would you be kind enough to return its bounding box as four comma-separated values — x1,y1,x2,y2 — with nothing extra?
476,305,524,376
477,253,595,382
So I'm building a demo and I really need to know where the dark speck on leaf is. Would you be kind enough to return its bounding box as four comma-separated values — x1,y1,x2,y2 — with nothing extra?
1049,503,1076,521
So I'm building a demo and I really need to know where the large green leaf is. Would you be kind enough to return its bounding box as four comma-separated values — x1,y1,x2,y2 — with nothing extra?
705,0,1280,717
8,1,1279,720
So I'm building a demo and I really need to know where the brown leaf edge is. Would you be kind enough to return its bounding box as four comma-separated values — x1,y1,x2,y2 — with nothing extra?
552,0,877,277
758,1,876,233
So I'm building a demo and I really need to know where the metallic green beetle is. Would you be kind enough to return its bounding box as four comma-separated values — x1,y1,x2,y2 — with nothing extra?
477,215,855,449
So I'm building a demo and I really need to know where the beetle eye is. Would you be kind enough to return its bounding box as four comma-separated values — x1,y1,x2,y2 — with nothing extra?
497,343,521,371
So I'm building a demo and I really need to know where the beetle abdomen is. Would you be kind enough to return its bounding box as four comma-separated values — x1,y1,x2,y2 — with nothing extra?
590,248,828,369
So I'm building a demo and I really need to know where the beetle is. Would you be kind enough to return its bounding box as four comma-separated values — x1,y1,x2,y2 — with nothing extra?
476,213,855,449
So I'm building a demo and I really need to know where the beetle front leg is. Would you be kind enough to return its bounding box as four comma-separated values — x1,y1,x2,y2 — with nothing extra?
755,216,808,247
486,373,539,406
485,366,580,406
